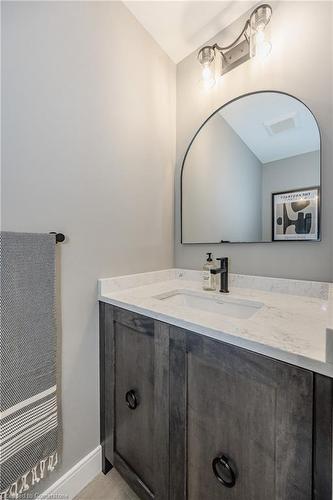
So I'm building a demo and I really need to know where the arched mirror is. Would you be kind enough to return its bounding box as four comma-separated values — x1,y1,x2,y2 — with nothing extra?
181,91,321,244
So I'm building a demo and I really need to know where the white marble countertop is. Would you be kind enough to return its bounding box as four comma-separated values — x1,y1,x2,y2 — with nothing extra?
98,269,333,377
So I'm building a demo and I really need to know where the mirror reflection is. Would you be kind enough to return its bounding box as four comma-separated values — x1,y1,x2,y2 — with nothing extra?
181,92,321,243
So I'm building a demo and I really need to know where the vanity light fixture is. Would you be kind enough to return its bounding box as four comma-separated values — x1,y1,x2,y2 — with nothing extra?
198,4,272,87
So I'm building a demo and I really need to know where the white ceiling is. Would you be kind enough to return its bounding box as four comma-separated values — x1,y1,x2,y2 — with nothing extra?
220,93,320,164
123,1,257,63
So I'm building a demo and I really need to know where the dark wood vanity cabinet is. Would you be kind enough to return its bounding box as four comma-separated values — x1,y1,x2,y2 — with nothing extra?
99,303,169,499
100,304,333,500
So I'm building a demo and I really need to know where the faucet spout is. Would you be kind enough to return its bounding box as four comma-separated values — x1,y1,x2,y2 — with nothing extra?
210,257,229,293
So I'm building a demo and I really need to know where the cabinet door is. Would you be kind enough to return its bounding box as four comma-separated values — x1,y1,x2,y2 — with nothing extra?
170,328,314,500
114,308,155,495
100,304,169,500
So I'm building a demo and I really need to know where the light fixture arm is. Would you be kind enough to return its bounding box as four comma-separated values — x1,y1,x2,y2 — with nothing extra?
211,20,250,54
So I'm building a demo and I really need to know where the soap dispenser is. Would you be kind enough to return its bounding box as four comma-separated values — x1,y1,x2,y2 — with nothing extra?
202,252,217,291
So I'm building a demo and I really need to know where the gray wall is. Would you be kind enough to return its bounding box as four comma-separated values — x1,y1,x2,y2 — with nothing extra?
261,150,320,240
1,0,175,490
183,113,262,242
175,1,333,282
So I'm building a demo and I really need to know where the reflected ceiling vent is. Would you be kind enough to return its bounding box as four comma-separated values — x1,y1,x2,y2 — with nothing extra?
264,112,299,136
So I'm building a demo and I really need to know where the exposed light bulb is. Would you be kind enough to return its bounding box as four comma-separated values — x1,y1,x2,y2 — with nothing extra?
202,64,215,89
249,4,273,60
202,66,212,80
255,27,272,59
198,46,216,90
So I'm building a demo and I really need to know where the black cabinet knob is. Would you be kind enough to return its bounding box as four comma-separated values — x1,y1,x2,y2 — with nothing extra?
125,390,138,410
212,455,236,488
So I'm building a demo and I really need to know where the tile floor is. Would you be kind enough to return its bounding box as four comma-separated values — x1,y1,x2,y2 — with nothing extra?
74,470,138,500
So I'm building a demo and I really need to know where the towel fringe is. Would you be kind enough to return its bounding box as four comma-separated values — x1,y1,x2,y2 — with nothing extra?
0,452,58,499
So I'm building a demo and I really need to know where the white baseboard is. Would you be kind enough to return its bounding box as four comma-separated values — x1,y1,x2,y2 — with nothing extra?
38,446,102,500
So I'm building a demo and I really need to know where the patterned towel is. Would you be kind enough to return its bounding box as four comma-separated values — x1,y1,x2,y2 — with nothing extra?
0,232,59,498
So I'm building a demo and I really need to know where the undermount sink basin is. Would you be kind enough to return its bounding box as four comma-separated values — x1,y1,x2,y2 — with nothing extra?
154,290,263,319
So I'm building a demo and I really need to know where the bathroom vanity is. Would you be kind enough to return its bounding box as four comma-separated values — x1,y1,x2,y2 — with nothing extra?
98,270,333,500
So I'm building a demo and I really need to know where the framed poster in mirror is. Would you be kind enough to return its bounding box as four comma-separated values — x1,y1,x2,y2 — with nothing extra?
272,187,320,241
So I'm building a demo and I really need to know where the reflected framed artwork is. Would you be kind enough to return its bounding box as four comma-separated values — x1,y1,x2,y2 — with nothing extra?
272,187,320,241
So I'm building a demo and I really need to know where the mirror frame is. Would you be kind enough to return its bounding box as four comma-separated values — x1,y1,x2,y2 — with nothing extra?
180,90,322,244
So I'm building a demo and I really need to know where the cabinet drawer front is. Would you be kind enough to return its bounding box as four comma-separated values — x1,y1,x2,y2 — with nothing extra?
114,320,155,492
186,334,313,500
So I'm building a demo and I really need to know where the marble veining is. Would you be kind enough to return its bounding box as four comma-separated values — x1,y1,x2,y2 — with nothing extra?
98,269,333,377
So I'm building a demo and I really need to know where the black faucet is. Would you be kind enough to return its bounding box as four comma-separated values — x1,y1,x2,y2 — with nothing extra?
210,257,229,293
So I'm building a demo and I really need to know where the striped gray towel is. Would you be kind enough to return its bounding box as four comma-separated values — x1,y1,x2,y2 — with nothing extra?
0,232,59,498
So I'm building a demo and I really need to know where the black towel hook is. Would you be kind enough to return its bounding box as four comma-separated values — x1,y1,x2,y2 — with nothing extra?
49,232,65,244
